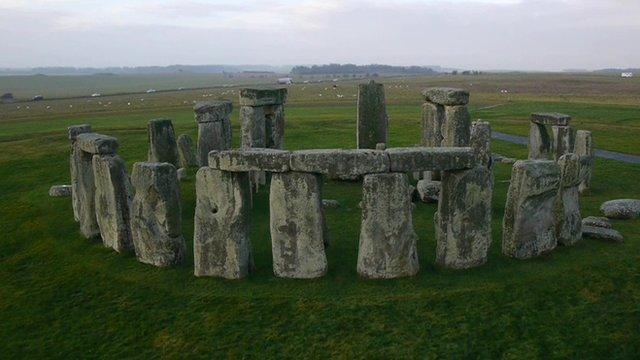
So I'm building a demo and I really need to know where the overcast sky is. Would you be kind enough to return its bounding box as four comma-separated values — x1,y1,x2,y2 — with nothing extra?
1,0,639,70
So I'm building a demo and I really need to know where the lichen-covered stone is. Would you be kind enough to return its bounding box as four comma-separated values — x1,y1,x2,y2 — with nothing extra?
436,165,493,269
209,149,290,172
470,121,491,166
240,106,266,149
582,226,623,243
551,125,573,161
442,105,471,147
68,125,92,221
528,122,552,160
290,149,389,180
582,216,611,229
357,80,388,149
386,147,475,172
239,88,287,106
193,101,233,123
421,102,445,147
422,87,469,106
502,160,560,259
147,119,179,167
600,199,640,219
76,133,119,154
574,130,594,194
177,134,198,168
357,173,419,279
49,185,71,197
75,148,100,238
130,162,185,267
194,102,232,166
555,154,582,246
416,180,440,203
194,168,253,278
92,154,133,252
268,104,285,150
530,113,571,126
68,124,92,142
270,172,327,278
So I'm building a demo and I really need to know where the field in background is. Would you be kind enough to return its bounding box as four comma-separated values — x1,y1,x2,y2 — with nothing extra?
0,73,639,357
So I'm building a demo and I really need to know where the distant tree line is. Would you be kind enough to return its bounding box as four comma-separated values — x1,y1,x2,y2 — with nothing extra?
290,64,437,76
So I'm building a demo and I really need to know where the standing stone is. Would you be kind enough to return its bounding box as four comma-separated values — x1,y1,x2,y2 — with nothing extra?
528,113,572,160
194,101,233,166
270,172,327,279
194,168,253,278
68,124,92,221
177,134,198,169
421,102,445,147
147,119,179,167
574,130,594,194
357,80,388,149
357,173,419,279
502,160,560,259
240,106,267,149
239,88,287,150
555,154,582,246
130,162,185,267
551,125,573,161
92,154,133,252
528,123,552,160
442,105,471,147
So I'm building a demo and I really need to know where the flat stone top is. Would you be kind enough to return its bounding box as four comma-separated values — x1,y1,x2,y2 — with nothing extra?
530,113,571,126
76,133,119,155
386,147,476,172
68,124,92,140
193,100,233,115
131,162,177,188
209,148,291,172
511,159,560,195
239,88,287,106
421,87,469,106
289,149,389,179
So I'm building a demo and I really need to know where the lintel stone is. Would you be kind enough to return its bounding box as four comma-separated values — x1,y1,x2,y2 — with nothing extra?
289,149,389,180
76,133,119,154
68,124,92,141
421,87,469,106
530,113,571,126
386,147,476,172
209,149,291,172
239,88,287,106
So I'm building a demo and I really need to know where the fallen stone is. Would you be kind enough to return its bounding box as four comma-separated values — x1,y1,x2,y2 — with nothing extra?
289,149,389,180
239,88,287,106
600,199,640,219
582,216,612,229
76,133,119,155
194,168,253,278
415,180,440,203
209,149,290,172
357,173,419,279
49,185,71,197
177,134,198,168
147,118,179,167
530,112,571,126
422,87,469,106
582,225,623,243
386,147,475,172
357,80,388,149
322,199,341,208
130,162,185,267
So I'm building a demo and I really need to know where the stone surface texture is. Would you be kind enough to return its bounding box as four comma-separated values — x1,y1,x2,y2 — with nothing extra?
582,226,624,243
209,149,290,172
530,113,571,126
442,105,471,147
555,154,582,246
416,180,440,203
357,173,419,279
600,199,640,219
386,147,475,172
357,80,388,149
528,122,552,160
147,119,179,167
76,133,119,155
239,88,287,107
421,87,469,106
551,125,573,161
69,125,92,221
177,134,198,168
574,130,594,194
470,121,492,166
49,185,72,197
290,149,389,180
194,101,233,166
582,216,611,229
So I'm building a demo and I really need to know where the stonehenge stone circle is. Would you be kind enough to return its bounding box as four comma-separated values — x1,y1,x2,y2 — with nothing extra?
130,162,185,267
551,125,572,161
270,172,328,278
194,167,253,279
177,133,198,169
555,154,582,246
147,119,179,167
357,80,388,149
68,124,92,221
92,154,133,252
502,160,560,259
357,173,419,279
194,101,233,166
528,113,573,160
574,130,594,194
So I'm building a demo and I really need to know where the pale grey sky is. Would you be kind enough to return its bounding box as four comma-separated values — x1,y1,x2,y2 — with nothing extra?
1,0,639,70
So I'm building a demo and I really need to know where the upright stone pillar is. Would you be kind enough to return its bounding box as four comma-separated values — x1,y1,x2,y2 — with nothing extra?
357,80,388,149
357,173,419,279
436,121,493,269
574,130,594,194
194,167,253,279
528,123,551,160
270,172,328,279
551,125,573,161
147,118,179,167
74,133,119,239
68,124,92,222
528,113,571,160
502,160,560,259
92,154,133,252
194,101,233,166
555,154,582,246
130,162,185,267
177,134,198,169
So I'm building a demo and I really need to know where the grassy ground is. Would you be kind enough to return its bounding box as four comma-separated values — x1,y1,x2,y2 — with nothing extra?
0,74,639,358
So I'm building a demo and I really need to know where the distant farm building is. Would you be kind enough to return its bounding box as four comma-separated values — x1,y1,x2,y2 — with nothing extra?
1,92,14,103
621,72,634,78
278,77,293,85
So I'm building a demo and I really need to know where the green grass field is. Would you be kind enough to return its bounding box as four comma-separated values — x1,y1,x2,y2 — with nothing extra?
0,74,639,358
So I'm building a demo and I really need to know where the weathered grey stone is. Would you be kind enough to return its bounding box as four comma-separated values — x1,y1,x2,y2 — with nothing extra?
75,148,100,238
530,113,571,126
130,162,185,267
239,88,287,106
357,80,388,149
582,226,623,243
209,149,290,172
502,160,560,259
415,180,440,203
470,121,492,166
582,216,611,229
528,122,552,160
551,125,573,161
177,167,187,181
357,173,419,279
270,172,327,278
436,165,493,269
76,133,119,155
574,130,594,194
92,154,133,252
194,168,253,278
422,87,469,106
177,134,198,168
268,104,286,150
194,102,233,166
240,106,266,149
322,199,341,208
147,119,179,167
555,154,582,246
386,147,476,172
49,185,71,197
600,199,640,219
68,124,91,142
376,143,386,151
442,105,471,147
421,102,445,147
290,149,389,180
69,125,92,221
